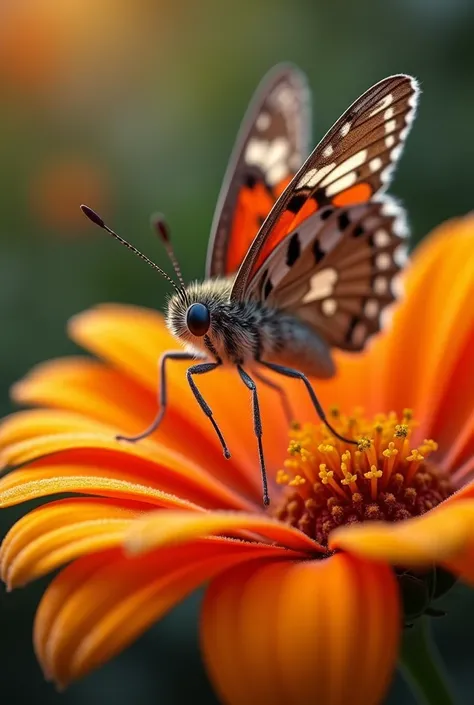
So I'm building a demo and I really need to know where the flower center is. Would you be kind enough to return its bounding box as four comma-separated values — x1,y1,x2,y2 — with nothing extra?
272,408,454,547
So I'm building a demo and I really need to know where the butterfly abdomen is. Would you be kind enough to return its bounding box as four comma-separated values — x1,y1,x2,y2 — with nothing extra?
254,307,336,378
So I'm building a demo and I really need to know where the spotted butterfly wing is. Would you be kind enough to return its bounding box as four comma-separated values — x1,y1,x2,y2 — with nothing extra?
232,74,419,299
206,64,311,278
246,195,407,350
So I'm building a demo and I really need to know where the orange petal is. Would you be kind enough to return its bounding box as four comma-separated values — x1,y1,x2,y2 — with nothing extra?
125,509,320,555
201,553,399,705
1,497,142,589
11,357,156,435
330,498,474,566
68,304,293,489
0,431,251,510
0,409,112,448
34,539,294,686
0,466,203,510
373,216,474,448
12,356,263,502
444,409,474,481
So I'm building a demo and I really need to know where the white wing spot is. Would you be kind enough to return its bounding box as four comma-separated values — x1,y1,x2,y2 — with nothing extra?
369,93,393,117
267,162,289,186
374,229,391,247
268,137,290,163
369,157,383,172
302,268,338,304
364,299,379,319
391,272,404,298
325,171,357,198
376,253,392,270
384,107,395,120
245,137,290,185
321,150,367,186
374,276,388,294
391,144,403,162
380,164,395,185
322,298,337,316
340,122,351,137
323,144,334,158
297,167,317,189
256,112,271,131
274,85,294,109
400,126,410,141
385,119,397,134
385,135,396,148
394,244,408,267
245,138,268,166
297,163,335,190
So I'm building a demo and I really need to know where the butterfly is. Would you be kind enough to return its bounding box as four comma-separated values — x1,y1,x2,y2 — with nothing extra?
81,64,419,506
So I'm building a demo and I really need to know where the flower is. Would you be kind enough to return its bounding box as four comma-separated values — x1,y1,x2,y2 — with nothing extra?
1,215,473,704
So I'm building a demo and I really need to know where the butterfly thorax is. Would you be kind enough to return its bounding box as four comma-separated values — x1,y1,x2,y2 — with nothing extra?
166,277,335,377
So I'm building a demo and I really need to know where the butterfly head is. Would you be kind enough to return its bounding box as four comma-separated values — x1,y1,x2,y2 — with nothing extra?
166,278,233,355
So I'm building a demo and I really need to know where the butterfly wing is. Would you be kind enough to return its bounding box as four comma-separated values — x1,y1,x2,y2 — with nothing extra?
232,74,419,299
247,196,408,351
206,64,311,278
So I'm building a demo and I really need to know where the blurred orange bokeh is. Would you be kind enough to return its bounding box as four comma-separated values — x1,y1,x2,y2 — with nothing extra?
29,156,112,233
0,0,164,95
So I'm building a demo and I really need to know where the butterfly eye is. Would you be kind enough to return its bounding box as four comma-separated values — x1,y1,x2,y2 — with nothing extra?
186,303,211,337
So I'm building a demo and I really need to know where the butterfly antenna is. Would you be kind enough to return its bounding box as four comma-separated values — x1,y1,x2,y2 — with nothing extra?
151,213,186,290
80,205,182,295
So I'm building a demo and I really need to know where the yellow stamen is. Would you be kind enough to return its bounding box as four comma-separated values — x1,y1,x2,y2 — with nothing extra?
276,469,290,485
341,465,359,492
381,442,399,488
405,449,425,485
273,408,451,547
289,474,306,487
319,464,347,500
364,464,383,500
394,424,409,458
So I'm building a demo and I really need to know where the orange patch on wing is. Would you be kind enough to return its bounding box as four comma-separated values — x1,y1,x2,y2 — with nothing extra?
289,198,318,230
226,183,275,274
250,198,319,278
332,182,372,207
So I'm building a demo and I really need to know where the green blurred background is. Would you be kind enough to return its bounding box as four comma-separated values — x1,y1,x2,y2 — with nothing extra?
0,0,473,703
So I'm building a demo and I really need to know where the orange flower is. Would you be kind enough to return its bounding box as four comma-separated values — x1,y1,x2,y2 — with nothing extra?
1,215,473,704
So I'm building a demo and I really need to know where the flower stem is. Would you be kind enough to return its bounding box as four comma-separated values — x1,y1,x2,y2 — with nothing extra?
399,618,457,705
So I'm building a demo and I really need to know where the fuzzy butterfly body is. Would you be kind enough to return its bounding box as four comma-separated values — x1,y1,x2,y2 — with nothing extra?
82,64,419,506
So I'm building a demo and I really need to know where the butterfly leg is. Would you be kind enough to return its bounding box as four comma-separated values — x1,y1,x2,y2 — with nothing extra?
252,369,294,425
259,361,357,446
237,366,270,507
186,362,231,460
117,351,195,443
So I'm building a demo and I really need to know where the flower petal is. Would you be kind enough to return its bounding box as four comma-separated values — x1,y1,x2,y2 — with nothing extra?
1,498,148,588
330,498,474,566
34,539,294,686
0,431,252,510
201,553,399,705
11,356,263,502
69,304,294,488
445,409,474,482
0,466,202,510
125,509,320,554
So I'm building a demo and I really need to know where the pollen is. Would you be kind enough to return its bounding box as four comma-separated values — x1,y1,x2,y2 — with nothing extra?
272,410,454,547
